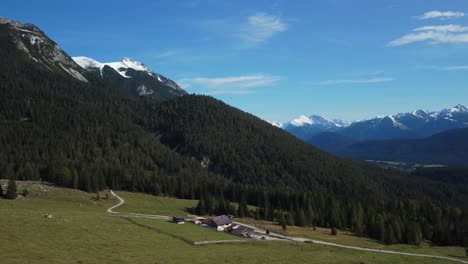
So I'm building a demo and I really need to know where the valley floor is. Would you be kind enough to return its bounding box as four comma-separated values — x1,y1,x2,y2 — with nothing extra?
1,181,467,264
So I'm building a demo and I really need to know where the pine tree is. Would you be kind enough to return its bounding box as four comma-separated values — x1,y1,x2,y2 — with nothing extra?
287,211,295,226
237,197,248,218
331,226,338,236
279,214,287,231
406,222,423,246
352,203,364,236
296,209,306,227
196,196,206,215
5,179,17,200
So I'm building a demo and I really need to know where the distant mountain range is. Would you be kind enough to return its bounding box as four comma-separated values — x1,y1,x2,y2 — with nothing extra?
277,105,468,166
278,104,468,142
338,128,468,166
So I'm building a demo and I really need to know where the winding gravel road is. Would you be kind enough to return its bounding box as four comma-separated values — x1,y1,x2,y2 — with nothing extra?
107,191,468,263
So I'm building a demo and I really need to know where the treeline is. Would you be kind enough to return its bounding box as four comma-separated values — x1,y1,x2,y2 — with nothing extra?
0,179,18,199
193,187,468,246
1,23,468,247
412,166,468,185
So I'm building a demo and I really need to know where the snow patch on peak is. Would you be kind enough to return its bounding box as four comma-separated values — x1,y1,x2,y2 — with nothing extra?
120,58,152,73
136,84,154,96
73,56,103,69
332,119,350,127
269,121,284,128
291,115,314,126
451,104,468,113
388,115,407,129
73,57,155,79
288,114,349,128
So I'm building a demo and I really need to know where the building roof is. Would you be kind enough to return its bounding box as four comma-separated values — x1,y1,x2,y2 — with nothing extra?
231,225,254,236
211,215,232,226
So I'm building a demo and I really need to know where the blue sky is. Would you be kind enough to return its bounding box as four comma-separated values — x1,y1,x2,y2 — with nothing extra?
3,0,468,122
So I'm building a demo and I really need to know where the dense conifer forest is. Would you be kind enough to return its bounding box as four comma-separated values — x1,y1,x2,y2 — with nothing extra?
1,23,468,247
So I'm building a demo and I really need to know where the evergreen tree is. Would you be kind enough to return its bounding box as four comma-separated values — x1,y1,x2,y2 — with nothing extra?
331,226,338,236
406,222,423,246
296,209,306,227
5,179,17,200
237,197,248,218
287,211,295,226
196,196,206,215
254,208,260,220
352,203,364,236
279,214,287,231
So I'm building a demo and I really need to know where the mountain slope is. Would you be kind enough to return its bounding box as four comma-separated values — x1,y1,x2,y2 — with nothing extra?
73,56,186,100
1,17,468,247
1,16,467,205
338,128,468,166
307,132,357,153
282,105,468,142
0,16,89,82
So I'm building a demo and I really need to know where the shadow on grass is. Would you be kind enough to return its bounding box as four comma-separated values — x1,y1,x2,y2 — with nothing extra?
119,216,195,245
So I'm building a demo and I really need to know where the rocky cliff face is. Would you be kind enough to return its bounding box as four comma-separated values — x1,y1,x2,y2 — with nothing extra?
0,16,88,82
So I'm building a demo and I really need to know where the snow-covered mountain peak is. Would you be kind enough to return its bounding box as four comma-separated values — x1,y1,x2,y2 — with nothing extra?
73,57,154,78
291,115,315,126
119,57,153,74
332,119,350,127
73,56,103,70
451,104,468,113
72,56,185,95
74,56,166,80
287,114,349,128
412,109,428,116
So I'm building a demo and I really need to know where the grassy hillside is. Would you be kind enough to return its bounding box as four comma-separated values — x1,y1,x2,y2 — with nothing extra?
1,181,466,264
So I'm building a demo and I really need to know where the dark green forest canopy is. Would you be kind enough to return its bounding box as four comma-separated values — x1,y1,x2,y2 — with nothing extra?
1,22,468,247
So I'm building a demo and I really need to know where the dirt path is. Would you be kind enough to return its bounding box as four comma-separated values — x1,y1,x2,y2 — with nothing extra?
107,191,468,263
106,190,124,213
107,190,170,220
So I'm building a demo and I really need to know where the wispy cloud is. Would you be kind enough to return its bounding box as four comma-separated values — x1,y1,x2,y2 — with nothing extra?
178,74,282,94
388,31,468,46
313,78,395,86
412,65,468,71
445,65,468,71
197,12,288,48
414,24,468,32
238,13,288,47
154,49,188,59
418,11,465,20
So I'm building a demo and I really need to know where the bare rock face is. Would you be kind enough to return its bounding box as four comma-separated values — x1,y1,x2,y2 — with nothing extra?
0,16,88,82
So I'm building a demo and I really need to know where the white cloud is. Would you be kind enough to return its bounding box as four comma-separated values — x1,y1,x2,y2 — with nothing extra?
418,11,464,20
178,74,282,94
445,65,468,71
313,78,394,86
239,13,288,46
388,31,468,46
414,24,468,32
